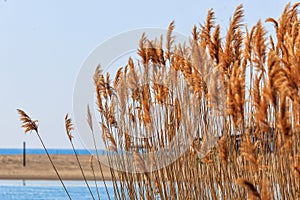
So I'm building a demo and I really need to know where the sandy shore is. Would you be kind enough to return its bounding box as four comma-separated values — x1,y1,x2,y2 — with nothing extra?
0,154,112,180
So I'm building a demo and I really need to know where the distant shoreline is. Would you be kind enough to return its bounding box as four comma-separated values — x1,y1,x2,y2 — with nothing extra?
0,154,112,181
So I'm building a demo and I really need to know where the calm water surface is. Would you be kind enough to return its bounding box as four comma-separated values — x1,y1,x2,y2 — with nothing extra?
0,180,114,200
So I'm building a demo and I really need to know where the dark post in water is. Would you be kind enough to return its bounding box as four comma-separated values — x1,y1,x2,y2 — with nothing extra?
23,141,26,167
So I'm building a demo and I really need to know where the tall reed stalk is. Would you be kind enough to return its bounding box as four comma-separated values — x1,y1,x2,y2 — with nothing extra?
64,114,96,200
90,2,300,199
17,2,300,199
17,109,72,200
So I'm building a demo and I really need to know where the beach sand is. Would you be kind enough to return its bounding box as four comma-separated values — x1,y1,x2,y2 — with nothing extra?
0,154,112,180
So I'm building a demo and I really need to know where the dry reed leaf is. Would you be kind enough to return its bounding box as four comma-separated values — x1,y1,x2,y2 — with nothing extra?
269,35,275,50
156,35,165,65
106,145,117,152
233,28,243,61
153,82,168,104
94,65,104,113
93,64,103,86
261,179,271,200
89,155,94,169
108,99,118,128
64,113,74,141
200,8,215,50
293,155,300,180
221,4,244,76
138,33,149,65
149,147,156,168
253,20,267,72
17,109,38,133
86,104,93,132
105,73,113,98
142,84,151,124
147,39,160,65
113,67,123,88
200,150,214,164
174,97,181,129
191,31,204,75
128,61,139,91
133,151,147,172
165,21,175,60
265,18,278,30
124,132,131,151
236,178,260,199
218,135,228,164
240,135,260,172
101,124,117,152
210,25,221,63
242,26,253,68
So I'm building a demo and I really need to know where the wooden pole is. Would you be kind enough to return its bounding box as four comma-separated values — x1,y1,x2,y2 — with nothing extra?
23,141,26,167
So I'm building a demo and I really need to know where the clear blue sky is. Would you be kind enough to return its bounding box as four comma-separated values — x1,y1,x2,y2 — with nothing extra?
0,0,296,149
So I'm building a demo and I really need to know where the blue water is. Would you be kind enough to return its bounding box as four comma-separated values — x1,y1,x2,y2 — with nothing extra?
0,180,114,200
0,149,104,155
0,149,113,199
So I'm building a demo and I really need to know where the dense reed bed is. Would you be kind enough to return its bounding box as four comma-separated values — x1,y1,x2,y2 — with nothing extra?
18,3,300,200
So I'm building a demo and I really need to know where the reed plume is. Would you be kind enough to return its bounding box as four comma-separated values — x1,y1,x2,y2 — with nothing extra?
17,109,72,200
18,2,300,199
64,114,96,200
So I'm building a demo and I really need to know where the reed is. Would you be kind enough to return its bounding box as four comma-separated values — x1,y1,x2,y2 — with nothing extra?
17,2,300,199
17,109,72,200
87,104,112,200
64,114,96,200
91,3,299,199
